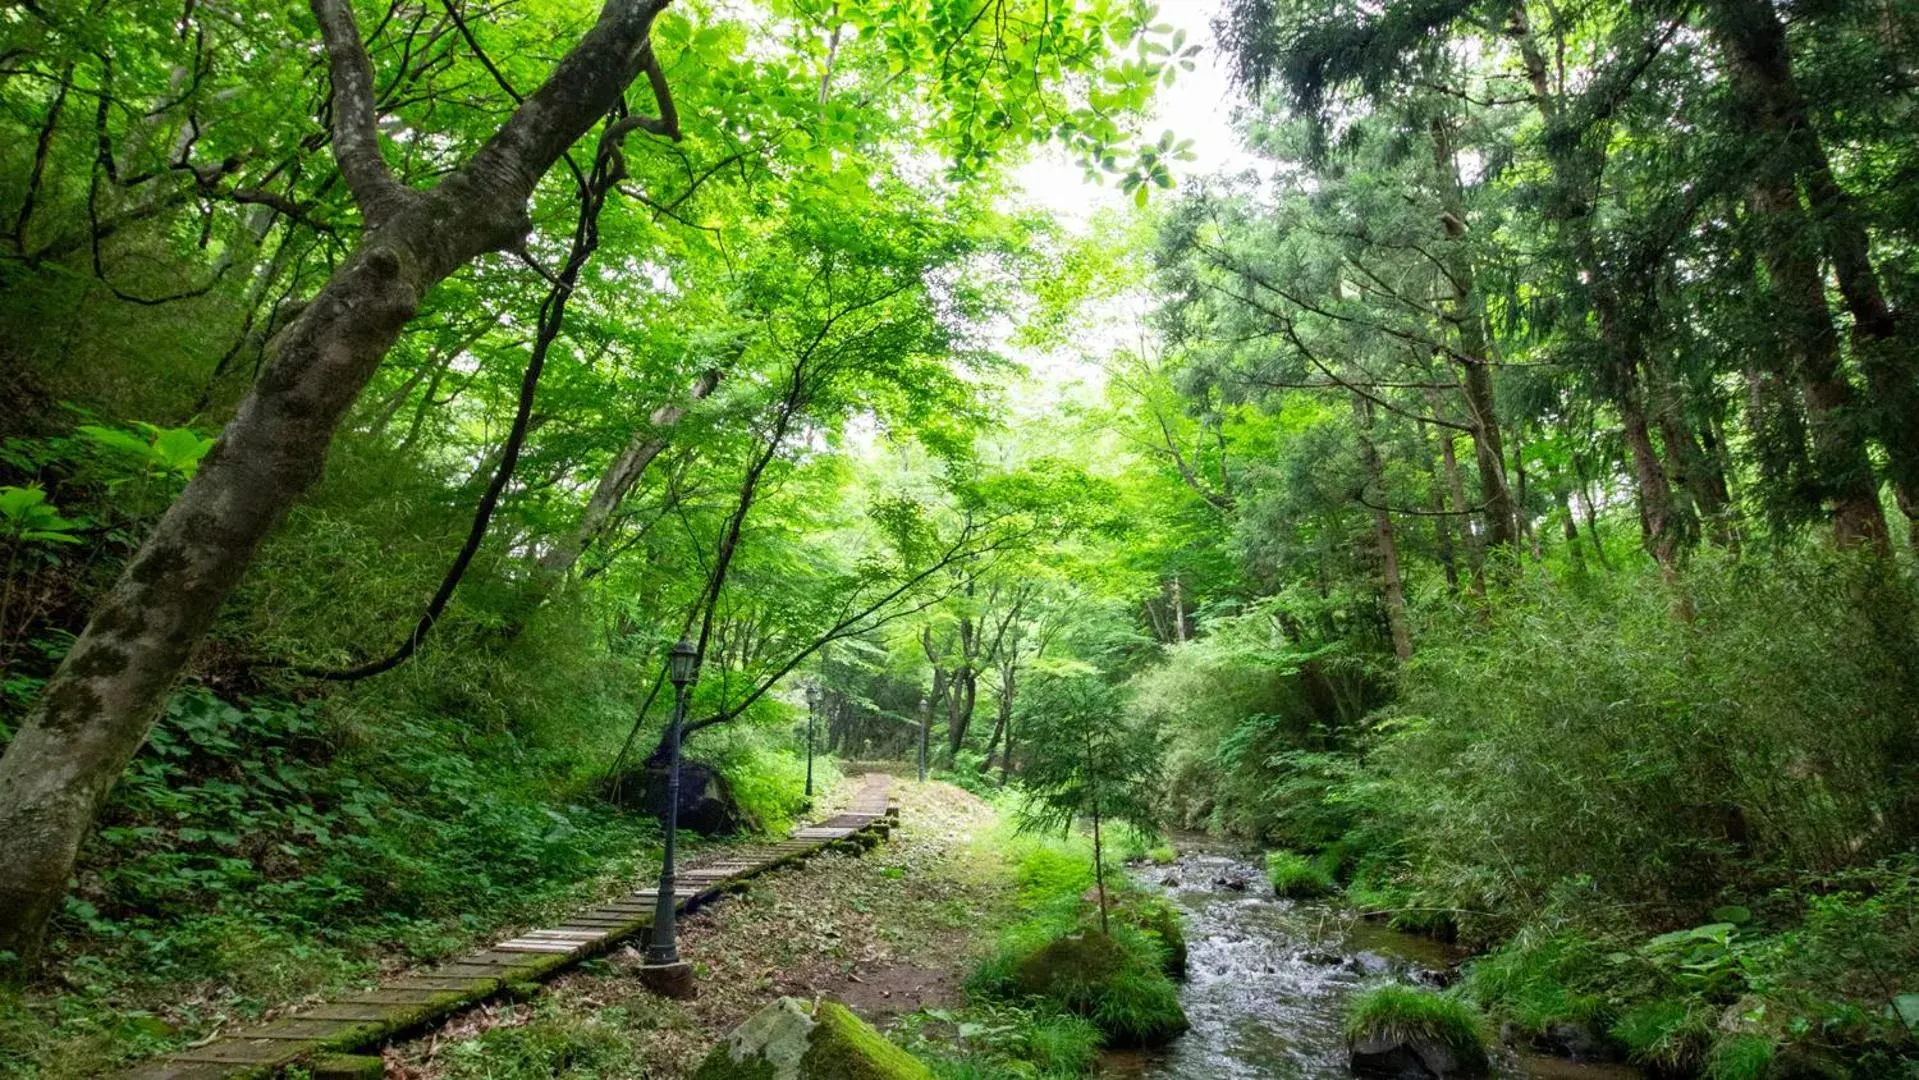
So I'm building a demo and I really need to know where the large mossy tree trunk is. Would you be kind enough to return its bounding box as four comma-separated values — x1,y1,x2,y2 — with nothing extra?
0,0,678,974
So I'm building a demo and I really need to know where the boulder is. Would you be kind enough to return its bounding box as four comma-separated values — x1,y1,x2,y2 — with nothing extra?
1350,1030,1482,1078
1534,1019,1619,1062
692,997,933,1080
1012,930,1130,1000
609,758,756,836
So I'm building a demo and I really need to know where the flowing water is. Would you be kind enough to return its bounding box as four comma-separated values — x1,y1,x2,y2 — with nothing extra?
1107,842,1642,1080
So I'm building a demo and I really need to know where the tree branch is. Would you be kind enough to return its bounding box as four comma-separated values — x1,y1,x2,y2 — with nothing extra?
310,0,409,222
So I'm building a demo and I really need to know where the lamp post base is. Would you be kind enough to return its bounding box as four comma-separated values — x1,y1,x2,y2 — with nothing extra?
637,960,697,1000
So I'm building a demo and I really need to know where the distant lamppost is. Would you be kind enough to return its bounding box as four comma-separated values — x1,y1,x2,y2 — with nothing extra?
803,680,819,799
917,695,930,783
646,637,699,973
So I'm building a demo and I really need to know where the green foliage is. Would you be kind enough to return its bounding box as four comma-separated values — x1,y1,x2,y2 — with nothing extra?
1264,849,1335,898
1373,554,1919,928
1012,674,1161,884
74,423,214,482
899,1001,1102,1079
0,486,83,546
1341,984,1490,1073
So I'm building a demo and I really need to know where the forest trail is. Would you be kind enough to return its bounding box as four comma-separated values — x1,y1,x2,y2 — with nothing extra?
119,775,899,1080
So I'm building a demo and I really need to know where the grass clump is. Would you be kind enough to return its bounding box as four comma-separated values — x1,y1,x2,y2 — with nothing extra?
1146,845,1176,866
1124,898,1187,979
1343,984,1490,1073
1265,849,1334,898
1462,930,1609,1037
1610,997,1713,1074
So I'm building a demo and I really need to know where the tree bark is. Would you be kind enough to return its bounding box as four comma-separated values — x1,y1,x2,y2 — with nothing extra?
1707,0,1919,525
1745,180,1889,548
0,0,679,973
1355,396,1413,661
1429,119,1518,555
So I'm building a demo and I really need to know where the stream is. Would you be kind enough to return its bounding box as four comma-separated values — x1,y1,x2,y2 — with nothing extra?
1104,842,1643,1080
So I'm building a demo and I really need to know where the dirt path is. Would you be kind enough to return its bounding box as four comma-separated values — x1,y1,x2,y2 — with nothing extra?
385,778,1012,1079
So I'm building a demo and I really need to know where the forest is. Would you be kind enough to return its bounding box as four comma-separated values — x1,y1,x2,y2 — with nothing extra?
1,0,1916,1078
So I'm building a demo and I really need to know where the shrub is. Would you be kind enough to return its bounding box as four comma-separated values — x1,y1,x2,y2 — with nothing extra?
1266,850,1334,898
1145,845,1176,866
1343,984,1490,1073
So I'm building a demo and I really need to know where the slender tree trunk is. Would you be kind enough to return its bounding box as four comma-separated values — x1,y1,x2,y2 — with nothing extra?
1168,576,1189,643
1429,120,1518,555
0,0,678,972
1433,408,1486,598
1421,424,1461,594
1355,397,1412,661
1091,807,1109,934
1559,486,1587,577
516,370,720,628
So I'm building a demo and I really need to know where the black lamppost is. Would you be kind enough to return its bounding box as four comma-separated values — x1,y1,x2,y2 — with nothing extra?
646,637,698,970
803,680,818,799
917,694,930,783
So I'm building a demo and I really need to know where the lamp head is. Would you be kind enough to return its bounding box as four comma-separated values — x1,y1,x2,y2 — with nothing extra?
668,638,698,688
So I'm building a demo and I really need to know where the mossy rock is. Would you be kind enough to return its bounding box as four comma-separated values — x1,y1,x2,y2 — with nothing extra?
1011,930,1130,1001
1010,930,1188,1048
1345,984,1489,1078
693,997,933,1080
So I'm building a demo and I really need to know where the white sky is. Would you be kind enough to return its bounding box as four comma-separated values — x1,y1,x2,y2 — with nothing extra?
999,1,1263,414
1013,0,1261,226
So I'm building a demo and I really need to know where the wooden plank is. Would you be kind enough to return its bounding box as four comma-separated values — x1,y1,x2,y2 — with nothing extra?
171,1039,310,1065
292,1003,403,1023
118,772,902,1080
223,1019,358,1041
385,976,500,992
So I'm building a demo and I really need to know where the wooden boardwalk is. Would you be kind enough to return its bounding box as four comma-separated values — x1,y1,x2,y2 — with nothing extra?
123,774,899,1079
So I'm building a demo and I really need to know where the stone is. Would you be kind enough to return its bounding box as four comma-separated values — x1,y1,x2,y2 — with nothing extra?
639,960,698,1000
692,997,933,1080
611,758,756,836
311,1054,385,1080
1534,1019,1619,1062
1350,1030,1487,1079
